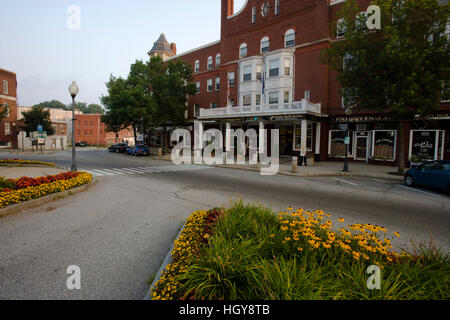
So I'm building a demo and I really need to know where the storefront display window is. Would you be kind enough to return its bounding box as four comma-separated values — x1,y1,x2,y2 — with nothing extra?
410,130,445,162
371,130,396,161
329,130,353,157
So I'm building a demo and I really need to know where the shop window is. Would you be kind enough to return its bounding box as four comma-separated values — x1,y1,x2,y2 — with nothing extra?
329,130,353,157
410,130,445,162
371,130,396,161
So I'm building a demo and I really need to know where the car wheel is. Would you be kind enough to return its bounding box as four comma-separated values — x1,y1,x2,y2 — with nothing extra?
404,175,415,187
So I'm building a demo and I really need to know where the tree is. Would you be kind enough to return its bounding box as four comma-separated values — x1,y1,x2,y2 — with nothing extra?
86,104,105,114
101,60,156,144
20,106,55,136
321,0,450,174
34,100,69,110
0,103,9,122
149,56,197,153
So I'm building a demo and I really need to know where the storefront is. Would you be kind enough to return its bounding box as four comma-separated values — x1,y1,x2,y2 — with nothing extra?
408,130,446,162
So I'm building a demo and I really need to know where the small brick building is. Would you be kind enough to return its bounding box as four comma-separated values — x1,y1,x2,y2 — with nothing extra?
0,68,18,149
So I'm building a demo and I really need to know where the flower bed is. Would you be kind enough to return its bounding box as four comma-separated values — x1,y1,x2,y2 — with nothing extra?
150,202,449,300
0,159,55,166
0,172,93,208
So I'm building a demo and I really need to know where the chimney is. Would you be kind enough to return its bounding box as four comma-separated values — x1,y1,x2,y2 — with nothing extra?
170,43,177,55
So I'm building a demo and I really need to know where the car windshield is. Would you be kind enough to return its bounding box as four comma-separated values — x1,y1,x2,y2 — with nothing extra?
441,163,450,171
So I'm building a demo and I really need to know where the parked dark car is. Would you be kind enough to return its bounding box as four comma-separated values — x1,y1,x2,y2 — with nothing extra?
108,143,129,153
75,141,87,147
404,160,450,194
126,145,150,156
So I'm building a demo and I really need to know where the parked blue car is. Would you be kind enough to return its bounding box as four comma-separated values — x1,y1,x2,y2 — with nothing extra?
126,145,150,157
404,160,450,194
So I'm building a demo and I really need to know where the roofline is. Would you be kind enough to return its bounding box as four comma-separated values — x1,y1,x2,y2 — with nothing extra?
163,40,221,62
0,68,16,75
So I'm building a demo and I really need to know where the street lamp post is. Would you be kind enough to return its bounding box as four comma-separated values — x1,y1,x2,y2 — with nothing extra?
69,81,79,172
343,107,352,172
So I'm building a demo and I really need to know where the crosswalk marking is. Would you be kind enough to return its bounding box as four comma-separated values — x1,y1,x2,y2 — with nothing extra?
83,165,211,178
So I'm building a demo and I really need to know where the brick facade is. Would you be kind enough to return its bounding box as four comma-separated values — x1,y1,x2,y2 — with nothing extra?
155,0,449,165
0,68,18,148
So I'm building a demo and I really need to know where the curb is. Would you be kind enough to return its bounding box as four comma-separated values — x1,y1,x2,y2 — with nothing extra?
0,179,97,218
143,223,186,301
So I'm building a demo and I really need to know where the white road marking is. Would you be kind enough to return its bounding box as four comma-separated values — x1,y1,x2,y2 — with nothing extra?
120,168,146,173
111,168,137,174
373,178,389,184
83,165,211,178
334,178,358,186
101,169,126,175
92,169,115,176
396,185,442,198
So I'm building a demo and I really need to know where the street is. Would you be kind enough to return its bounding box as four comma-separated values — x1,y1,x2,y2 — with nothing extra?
0,149,449,299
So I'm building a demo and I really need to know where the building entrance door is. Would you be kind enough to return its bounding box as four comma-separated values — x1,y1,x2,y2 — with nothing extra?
355,132,369,161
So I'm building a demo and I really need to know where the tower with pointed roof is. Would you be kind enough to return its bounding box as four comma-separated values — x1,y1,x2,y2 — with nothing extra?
148,33,177,60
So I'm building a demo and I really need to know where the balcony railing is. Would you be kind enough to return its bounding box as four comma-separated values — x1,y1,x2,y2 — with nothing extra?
199,99,321,119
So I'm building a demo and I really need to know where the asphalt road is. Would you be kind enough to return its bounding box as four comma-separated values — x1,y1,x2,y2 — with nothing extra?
0,149,448,300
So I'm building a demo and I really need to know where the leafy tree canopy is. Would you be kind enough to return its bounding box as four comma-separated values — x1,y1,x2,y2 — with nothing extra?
20,106,55,136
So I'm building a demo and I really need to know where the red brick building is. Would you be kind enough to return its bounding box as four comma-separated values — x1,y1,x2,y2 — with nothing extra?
153,0,449,166
0,68,18,149
74,114,134,146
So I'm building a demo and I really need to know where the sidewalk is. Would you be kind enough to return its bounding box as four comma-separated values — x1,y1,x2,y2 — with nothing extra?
149,154,404,181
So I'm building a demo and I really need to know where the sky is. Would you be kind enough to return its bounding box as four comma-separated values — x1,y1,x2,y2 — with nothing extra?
0,0,247,107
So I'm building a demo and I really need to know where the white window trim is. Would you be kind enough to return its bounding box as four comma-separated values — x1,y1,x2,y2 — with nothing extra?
260,37,270,53
207,56,213,70
215,54,221,66
328,130,355,158
370,130,397,161
215,77,220,91
207,79,213,92
285,29,295,47
408,129,445,161
2,80,8,95
194,60,200,73
239,43,248,59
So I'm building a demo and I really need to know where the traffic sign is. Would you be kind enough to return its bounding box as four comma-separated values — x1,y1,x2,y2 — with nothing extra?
37,125,43,131
33,131,47,139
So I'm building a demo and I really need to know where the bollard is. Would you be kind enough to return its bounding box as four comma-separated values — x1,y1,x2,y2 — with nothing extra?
292,156,298,173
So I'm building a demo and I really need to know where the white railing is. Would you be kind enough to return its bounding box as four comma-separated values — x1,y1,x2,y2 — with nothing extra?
199,99,321,118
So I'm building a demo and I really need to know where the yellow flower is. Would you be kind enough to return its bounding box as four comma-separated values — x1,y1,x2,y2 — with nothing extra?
393,232,401,238
297,247,303,252
338,218,345,223
270,234,275,238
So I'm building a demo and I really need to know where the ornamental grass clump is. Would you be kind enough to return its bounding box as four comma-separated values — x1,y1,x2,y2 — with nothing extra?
175,202,449,300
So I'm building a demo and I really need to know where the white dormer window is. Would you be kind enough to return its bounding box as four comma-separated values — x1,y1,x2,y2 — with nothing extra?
239,43,247,59
285,29,295,47
195,60,199,73
215,54,221,66
261,36,270,53
207,56,213,70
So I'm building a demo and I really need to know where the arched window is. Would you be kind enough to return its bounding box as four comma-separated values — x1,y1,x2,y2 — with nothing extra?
194,60,199,73
285,29,295,47
337,18,346,38
239,43,247,59
215,54,221,66
207,56,213,70
260,36,270,53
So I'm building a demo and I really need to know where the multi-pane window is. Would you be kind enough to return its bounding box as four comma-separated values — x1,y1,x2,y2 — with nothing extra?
261,37,270,53
337,18,346,38
269,59,279,77
275,0,280,15
243,65,252,81
256,65,262,80
284,58,291,76
285,29,295,47
239,43,247,59
215,54,221,66
4,122,10,135
2,80,8,95
207,56,213,70
228,72,235,86
215,77,221,91
195,60,200,73
243,95,252,106
210,102,218,109
284,91,290,103
305,90,311,102
256,94,261,106
207,79,213,92
356,11,368,31
269,92,279,104
195,81,200,94
252,6,256,23
194,104,200,117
